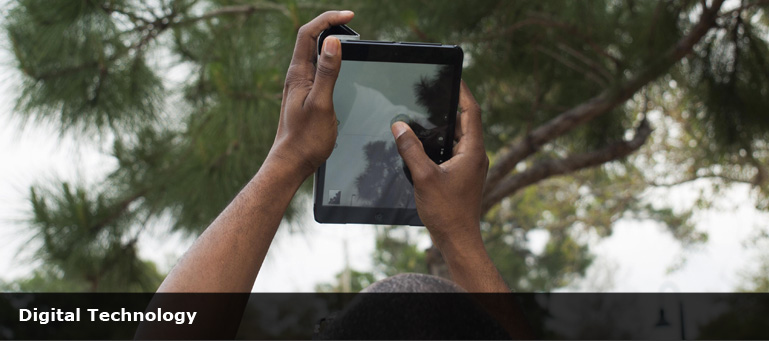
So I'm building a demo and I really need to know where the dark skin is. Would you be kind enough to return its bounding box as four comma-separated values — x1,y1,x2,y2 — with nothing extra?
391,80,508,293
157,11,509,294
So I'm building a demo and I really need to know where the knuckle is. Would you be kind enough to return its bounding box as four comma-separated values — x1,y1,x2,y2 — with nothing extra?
470,102,482,114
307,96,332,113
412,166,434,184
284,66,311,89
473,150,489,169
297,24,312,38
464,103,481,117
284,66,301,84
412,171,430,184
461,99,481,115
315,62,337,79
283,74,297,89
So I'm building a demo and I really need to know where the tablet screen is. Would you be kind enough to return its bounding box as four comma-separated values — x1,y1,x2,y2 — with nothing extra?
322,60,454,209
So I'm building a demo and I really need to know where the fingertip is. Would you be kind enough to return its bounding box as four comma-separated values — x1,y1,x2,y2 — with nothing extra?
322,36,340,57
391,121,409,139
458,80,474,104
334,10,355,25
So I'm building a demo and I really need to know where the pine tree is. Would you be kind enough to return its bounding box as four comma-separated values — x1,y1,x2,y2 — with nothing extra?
4,0,769,291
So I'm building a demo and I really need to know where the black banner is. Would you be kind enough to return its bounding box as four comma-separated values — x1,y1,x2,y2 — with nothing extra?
1,293,768,339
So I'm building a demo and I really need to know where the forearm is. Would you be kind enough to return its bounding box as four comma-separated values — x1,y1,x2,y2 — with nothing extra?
437,230,538,338
436,230,510,293
157,154,307,292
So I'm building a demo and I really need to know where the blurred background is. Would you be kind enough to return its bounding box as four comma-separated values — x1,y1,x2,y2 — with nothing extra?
1,0,768,294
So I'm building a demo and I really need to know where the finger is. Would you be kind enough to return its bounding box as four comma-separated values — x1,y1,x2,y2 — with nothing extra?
455,80,484,153
291,11,354,67
306,37,341,111
458,80,482,141
391,122,438,182
454,108,463,141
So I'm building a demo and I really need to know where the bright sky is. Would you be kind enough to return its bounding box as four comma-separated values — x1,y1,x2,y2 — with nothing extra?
1,3,767,292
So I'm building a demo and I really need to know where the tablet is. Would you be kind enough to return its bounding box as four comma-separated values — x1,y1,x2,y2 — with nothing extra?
313,39,463,225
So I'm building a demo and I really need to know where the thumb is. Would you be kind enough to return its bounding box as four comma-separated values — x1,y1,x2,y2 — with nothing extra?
308,36,342,108
391,122,437,182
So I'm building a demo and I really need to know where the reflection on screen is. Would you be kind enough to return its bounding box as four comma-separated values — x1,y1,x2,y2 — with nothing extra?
323,61,454,208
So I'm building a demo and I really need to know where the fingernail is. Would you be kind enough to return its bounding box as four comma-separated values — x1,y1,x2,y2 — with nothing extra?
390,113,410,126
340,10,354,16
391,121,408,138
324,37,339,57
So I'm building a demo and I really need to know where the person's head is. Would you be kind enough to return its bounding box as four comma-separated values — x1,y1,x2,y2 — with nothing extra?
360,273,465,293
314,273,510,339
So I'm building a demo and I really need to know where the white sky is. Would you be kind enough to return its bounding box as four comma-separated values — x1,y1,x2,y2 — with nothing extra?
1,1,767,292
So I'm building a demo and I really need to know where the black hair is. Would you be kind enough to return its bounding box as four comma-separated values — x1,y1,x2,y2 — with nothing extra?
314,274,510,340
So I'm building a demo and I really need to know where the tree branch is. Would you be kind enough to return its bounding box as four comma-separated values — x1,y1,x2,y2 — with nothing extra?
536,46,608,87
555,40,614,82
482,118,652,214
89,189,148,235
483,0,725,200
174,3,291,26
24,2,337,82
99,2,154,26
539,14,626,68
474,15,623,68
172,2,337,27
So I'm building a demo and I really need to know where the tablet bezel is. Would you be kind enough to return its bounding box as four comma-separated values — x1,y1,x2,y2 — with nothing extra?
313,40,463,226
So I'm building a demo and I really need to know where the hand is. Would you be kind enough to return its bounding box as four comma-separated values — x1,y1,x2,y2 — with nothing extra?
270,10,355,179
391,81,489,249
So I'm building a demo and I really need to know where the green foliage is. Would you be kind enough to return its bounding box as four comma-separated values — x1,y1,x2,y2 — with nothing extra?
738,244,769,292
314,269,377,293
315,227,426,292
741,264,769,292
4,0,769,292
19,182,162,291
4,0,337,291
6,0,163,134
684,9,769,151
372,227,428,276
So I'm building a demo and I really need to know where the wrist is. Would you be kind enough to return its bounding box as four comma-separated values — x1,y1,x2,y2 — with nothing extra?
432,224,487,262
262,150,314,187
265,143,316,181
433,227,507,292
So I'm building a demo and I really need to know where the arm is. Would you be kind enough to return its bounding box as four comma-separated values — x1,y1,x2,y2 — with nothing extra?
390,81,509,293
157,10,354,293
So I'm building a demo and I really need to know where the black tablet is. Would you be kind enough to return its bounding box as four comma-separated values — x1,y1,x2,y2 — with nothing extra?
313,39,463,225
